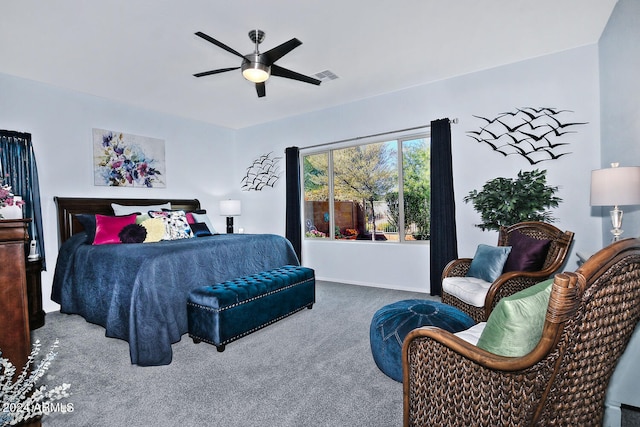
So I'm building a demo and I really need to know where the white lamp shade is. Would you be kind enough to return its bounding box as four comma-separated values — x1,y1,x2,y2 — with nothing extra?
590,166,640,206
220,199,241,216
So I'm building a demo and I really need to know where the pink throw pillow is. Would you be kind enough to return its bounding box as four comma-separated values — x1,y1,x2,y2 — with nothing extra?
93,214,137,245
185,212,195,224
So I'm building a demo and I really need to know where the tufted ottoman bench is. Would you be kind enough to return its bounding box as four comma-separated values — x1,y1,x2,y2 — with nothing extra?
187,265,315,352
369,299,475,381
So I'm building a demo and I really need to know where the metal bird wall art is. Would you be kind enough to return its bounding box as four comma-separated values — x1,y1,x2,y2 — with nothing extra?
467,107,588,164
241,152,282,191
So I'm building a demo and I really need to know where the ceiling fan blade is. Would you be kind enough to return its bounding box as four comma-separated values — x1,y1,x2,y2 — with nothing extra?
263,38,302,64
193,67,240,78
256,82,266,98
271,64,321,85
195,32,245,58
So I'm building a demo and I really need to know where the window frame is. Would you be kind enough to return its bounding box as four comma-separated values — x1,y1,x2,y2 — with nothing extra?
301,132,430,243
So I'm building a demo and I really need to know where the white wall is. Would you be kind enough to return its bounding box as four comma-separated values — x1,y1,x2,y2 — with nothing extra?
237,44,604,293
0,42,606,305
0,72,237,312
598,0,640,422
599,0,640,243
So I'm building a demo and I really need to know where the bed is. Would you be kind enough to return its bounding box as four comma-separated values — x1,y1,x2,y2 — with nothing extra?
52,197,299,366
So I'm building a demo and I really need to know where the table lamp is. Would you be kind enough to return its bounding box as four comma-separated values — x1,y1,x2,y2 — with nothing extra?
220,199,241,234
590,163,640,241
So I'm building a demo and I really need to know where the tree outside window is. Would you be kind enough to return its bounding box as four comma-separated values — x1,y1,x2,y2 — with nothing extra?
303,135,430,242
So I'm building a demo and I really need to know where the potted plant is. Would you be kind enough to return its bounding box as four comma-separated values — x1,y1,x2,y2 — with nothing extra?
463,169,562,231
0,180,25,219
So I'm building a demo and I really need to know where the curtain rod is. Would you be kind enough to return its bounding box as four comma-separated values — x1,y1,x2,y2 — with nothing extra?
0,129,32,139
299,118,458,151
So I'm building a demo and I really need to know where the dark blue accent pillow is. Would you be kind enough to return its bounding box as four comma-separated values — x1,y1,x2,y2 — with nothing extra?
190,222,212,237
370,299,475,382
75,214,96,244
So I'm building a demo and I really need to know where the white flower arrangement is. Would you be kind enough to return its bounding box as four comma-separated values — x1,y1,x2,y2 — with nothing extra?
1,339,71,426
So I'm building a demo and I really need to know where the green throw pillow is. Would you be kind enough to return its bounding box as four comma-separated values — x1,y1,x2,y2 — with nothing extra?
476,278,554,357
466,244,512,283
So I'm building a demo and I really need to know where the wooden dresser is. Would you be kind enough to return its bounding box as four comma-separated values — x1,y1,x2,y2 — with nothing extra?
0,219,41,427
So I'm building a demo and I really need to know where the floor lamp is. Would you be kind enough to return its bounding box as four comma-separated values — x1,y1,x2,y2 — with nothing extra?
220,199,241,234
590,163,640,241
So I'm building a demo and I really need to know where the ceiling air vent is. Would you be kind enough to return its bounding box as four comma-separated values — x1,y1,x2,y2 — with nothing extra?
313,70,339,82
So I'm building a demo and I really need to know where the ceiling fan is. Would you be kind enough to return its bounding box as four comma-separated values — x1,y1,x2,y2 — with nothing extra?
193,29,321,98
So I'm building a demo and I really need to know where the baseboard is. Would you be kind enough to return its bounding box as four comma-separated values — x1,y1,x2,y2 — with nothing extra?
621,403,640,413
315,276,430,295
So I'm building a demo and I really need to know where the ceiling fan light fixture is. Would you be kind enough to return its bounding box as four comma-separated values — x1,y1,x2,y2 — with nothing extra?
242,66,270,83
242,57,271,83
194,30,319,97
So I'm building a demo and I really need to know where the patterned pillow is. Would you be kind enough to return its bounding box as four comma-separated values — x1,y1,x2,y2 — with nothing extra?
148,210,193,240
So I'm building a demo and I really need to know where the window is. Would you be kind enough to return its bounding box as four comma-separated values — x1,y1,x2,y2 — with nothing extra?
303,134,430,242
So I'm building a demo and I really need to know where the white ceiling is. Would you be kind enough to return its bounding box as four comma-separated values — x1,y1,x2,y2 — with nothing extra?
0,1,617,130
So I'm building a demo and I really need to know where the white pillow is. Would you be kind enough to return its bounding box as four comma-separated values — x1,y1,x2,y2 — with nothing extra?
191,212,217,234
111,202,171,216
454,322,486,346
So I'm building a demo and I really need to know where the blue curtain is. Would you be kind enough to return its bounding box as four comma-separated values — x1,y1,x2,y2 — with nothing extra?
429,119,457,296
285,146,302,262
0,131,46,269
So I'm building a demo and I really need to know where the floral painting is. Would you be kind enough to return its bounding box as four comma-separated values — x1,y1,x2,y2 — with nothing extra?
93,129,165,188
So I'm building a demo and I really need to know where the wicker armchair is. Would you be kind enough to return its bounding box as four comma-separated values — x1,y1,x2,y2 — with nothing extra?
403,237,640,427
441,221,574,322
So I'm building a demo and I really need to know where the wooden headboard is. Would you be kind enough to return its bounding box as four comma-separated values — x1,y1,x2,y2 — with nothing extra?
54,197,201,246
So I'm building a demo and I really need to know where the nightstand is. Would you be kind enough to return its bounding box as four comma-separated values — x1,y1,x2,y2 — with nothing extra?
25,257,45,330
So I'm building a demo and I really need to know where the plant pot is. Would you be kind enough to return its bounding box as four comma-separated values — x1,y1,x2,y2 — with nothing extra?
0,205,23,219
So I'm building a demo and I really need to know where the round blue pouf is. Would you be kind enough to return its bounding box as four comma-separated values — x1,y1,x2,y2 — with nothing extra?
369,299,475,382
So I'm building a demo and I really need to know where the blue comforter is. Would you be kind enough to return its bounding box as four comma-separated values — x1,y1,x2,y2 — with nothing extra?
52,233,299,366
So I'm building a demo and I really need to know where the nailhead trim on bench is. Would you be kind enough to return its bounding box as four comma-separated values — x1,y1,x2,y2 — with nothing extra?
190,304,310,346
187,276,314,313
187,265,315,351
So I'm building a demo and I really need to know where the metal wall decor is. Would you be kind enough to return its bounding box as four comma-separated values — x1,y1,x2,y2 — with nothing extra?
241,152,282,191
467,107,588,164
